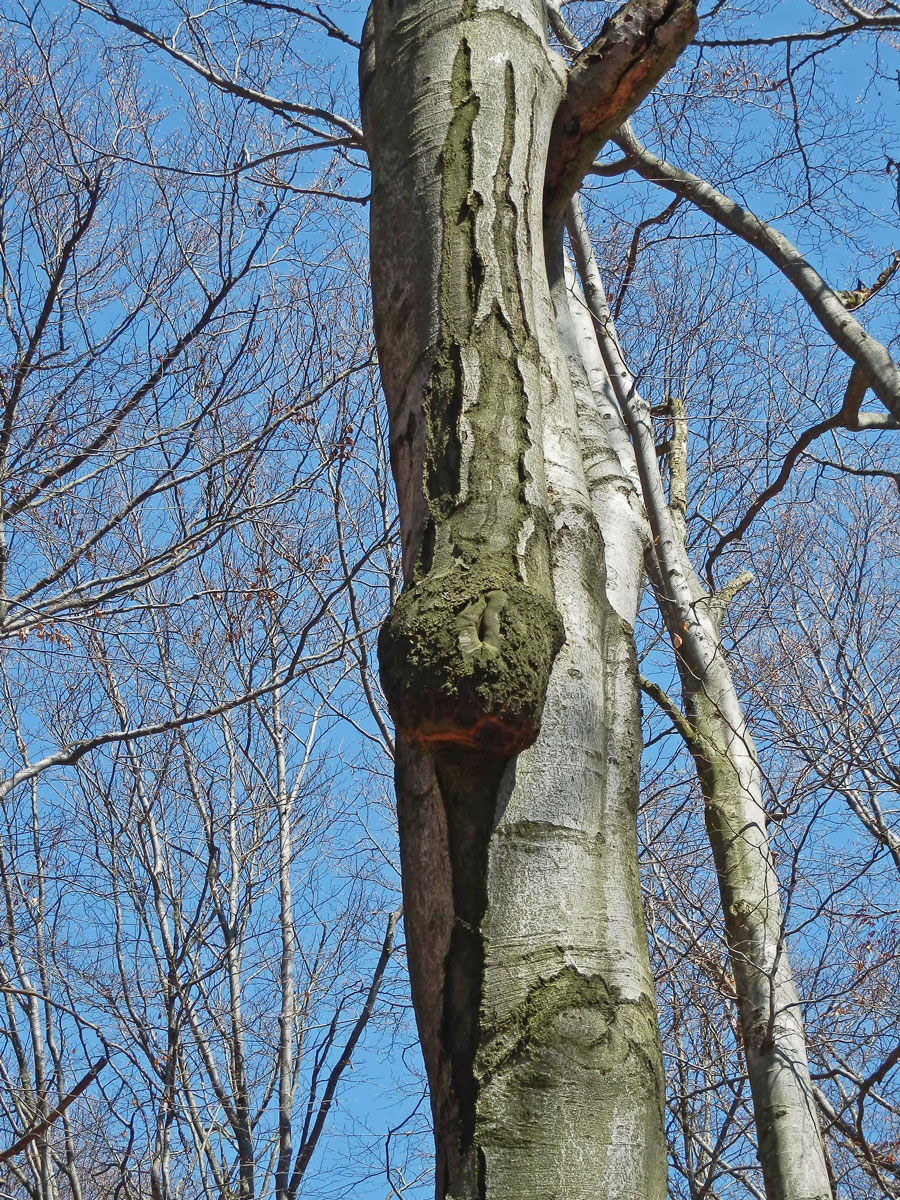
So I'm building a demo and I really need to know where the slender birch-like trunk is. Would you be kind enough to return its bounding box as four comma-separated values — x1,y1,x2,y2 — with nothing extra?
567,198,833,1200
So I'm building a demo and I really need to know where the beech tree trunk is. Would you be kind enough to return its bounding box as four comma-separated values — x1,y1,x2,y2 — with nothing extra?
361,0,833,1192
565,200,833,1200
361,0,698,1196
360,2,679,1196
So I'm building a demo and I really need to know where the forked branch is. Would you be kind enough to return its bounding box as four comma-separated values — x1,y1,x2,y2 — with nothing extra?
706,364,897,579
613,121,900,423
77,1,365,146
0,1054,109,1165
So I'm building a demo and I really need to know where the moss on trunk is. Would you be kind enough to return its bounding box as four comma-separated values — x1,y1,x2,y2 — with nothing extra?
378,36,563,755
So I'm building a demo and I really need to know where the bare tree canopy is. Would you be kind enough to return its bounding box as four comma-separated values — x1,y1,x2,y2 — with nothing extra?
0,0,898,1198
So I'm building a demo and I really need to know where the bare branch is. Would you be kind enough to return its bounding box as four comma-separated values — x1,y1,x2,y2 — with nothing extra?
697,14,900,49
639,674,701,749
76,1,365,147
835,249,900,311
0,531,388,802
543,0,698,231
288,907,402,1196
705,364,897,578
0,1054,108,1165
613,120,900,423
240,0,361,48
613,194,683,319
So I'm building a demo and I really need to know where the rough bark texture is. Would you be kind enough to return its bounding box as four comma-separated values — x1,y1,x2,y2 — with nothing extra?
682,677,832,1200
362,2,667,1196
361,0,564,758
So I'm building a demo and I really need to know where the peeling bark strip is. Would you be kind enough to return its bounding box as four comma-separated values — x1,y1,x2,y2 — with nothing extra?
543,0,697,232
363,4,566,760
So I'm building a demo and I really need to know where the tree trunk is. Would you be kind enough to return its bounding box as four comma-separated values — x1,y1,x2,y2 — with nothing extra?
361,2,667,1195
565,200,833,1200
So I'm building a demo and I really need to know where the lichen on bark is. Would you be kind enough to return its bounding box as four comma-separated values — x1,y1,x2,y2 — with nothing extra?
363,7,672,1194
378,39,563,757
476,966,661,1087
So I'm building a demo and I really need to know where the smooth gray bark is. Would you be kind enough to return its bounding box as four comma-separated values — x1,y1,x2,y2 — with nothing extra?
361,2,670,1195
567,197,833,1200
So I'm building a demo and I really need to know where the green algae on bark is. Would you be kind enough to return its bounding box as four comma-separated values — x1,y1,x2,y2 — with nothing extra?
377,39,564,756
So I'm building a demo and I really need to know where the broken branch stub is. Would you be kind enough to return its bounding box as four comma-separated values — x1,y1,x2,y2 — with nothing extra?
543,0,698,233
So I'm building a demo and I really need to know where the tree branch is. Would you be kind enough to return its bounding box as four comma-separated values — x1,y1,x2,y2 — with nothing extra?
639,674,701,750
807,457,900,494
288,907,402,1196
240,0,360,48
612,195,683,319
77,1,365,146
705,364,897,578
697,13,900,49
613,121,900,423
543,0,698,232
0,1054,108,1164
835,248,900,311
0,530,389,803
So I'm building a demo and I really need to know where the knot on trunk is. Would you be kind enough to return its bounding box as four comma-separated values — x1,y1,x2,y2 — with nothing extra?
379,568,564,757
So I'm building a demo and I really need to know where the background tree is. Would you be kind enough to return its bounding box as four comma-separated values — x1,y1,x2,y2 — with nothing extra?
0,7,417,1198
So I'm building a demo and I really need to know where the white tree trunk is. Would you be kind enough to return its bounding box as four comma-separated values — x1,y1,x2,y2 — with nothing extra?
566,199,833,1200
